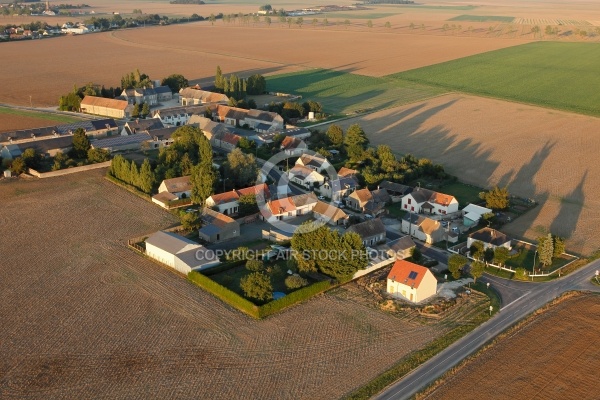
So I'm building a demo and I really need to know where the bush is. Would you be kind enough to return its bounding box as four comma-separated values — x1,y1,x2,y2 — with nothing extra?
240,272,273,302
514,267,528,280
246,259,264,272
285,274,309,289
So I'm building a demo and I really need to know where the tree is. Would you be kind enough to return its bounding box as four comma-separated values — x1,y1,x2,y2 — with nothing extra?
296,17,303,28
238,194,258,216
265,16,271,26
553,236,565,257
323,18,329,26
545,25,554,36
448,254,467,279
21,148,40,169
285,274,308,289
10,157,26,175
514,267,528,280
531,25,540,37
377,145,398,173
190,163,216,205
132,103,140,118
70,128,90,159
479,186,510,210
385,21,391,28
52,151,68,171
326,124,344,146
161,74,188,92
215,66,224,91
209,13,216,25
344,19,350,28
141,102,150,118
409,22,415,30
470,240,485,261
180,211,200,231
493,246,510,266
538,233,554,268
246,259,264,272
367,20,373,28
411,247,422,263
246,74,266,95
344,124,369,149
226,148,258,188
470,261,485,283
240,272,272,302
138,158,155,194
87,148,110,163
484,248,495,265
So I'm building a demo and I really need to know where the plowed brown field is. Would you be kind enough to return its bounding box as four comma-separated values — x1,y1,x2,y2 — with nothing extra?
328,94,600,255
0,22,524,106
424,293,600,400
0,170,483,399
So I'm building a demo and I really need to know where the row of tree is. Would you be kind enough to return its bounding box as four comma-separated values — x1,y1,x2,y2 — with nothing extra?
214,66,267,99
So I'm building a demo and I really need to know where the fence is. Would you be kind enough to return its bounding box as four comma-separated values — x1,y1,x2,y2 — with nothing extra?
448,240,579,278
28,161,111,178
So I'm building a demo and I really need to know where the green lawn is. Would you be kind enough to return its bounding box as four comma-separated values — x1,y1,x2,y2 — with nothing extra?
505,246,572,272
448,15,514,23
266,69,446,115
386,203,408,219
390,42,600,117
438,182,482,207
315,12,399,20
0,106,83,124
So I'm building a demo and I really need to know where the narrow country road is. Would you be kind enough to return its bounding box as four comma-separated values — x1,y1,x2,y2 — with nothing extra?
374,260,600,400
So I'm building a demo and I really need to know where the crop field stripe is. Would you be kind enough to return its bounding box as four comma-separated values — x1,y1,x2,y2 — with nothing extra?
0,106,83,124
449,15,515,23
266,69,447,114
388,42,600,117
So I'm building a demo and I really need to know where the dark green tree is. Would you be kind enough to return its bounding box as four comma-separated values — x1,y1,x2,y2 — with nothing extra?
553,236,565,257
448,254,468,279
240,272,272,302
245,259,264,272
141,102,150,118
161,74,189,93
493,246,510,266
238,194,258,216
538,233,554,268
479,186,510,210
10,157,26,175
87,148,110,163
190,163,216,205
246,74,266,95
470,261,485,283
138,158,155,194
70,128,91,159
226,148,258,188
326,124,344,146
215,66,224,91
470,240,485,261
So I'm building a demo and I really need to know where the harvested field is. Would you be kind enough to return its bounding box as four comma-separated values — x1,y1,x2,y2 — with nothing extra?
392,42,600,117
424,293,600,400
0,22,524,106
0,107,84,133
0,170,485,399
324,94,600,255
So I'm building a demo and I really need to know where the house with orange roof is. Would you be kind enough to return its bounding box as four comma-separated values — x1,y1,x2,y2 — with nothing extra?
387,260,437,303
179,87,229,106
262,192,318,223
280,136,307,156
198,208,240,243
401,214,446,244
80,95,133,119
288,164,325,189
295,153,331,173
400,187,459,216
205,183,270,215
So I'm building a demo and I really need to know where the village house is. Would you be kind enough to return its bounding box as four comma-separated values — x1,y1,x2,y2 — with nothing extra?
311,201,349,226
401,214,446,244
147,126,178,149
18,135,74,158
145,231,219,275
462,203,493,227
121,119,164,135
211,131,241,151
80,96,133,119
205,183,270,216
295,153,331,173
347,188,389,215
280,136,307,156
288,165,325,189
152,105,210,127
0,119,118,146
319,175,358,201
151,176,192,208
0,144,22,162
400,187,459,216
346,219,386,247
378,236,416,260
337,166,358,178
119,87,158,106
154,86,173,102
198,208,241,243
263,192,318,223
179,87,229,106
467,227,512,251
213,105,284,131
378,181,413,202
387,260,437,303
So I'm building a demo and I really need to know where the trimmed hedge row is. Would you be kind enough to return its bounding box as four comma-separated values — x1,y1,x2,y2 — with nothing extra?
187,271,332,319
188,271,260,318
105,174,152,201
258,280,331,318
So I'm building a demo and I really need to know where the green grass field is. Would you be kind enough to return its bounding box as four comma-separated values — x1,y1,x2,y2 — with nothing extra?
390,42,600,116
266,69,445,114
0,107,83,124
449,15,514,23
315,12,399,20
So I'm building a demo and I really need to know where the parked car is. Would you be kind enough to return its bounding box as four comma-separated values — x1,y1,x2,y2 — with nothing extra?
318,195,325,200
364,214,374,220
441,221,448,227
451,227,460,233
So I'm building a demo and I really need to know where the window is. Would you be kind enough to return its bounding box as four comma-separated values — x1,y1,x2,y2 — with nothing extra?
408,271,418,280
408,198,412,204
411,206,414,212
404,204,407,209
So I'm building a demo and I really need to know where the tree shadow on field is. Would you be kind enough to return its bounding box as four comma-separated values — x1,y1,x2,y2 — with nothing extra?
500,141,555,243
189,65,302,88
375,98,459,136
550,170,587,251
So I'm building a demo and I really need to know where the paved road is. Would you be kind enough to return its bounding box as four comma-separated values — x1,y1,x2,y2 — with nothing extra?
375,260,600,400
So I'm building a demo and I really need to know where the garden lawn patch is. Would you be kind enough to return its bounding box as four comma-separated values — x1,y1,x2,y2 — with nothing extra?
391,42,600,117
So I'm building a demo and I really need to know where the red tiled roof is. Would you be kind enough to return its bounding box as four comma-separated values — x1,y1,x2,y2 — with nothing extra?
387,260,430,289
268,197,296,215
81,95,129,111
